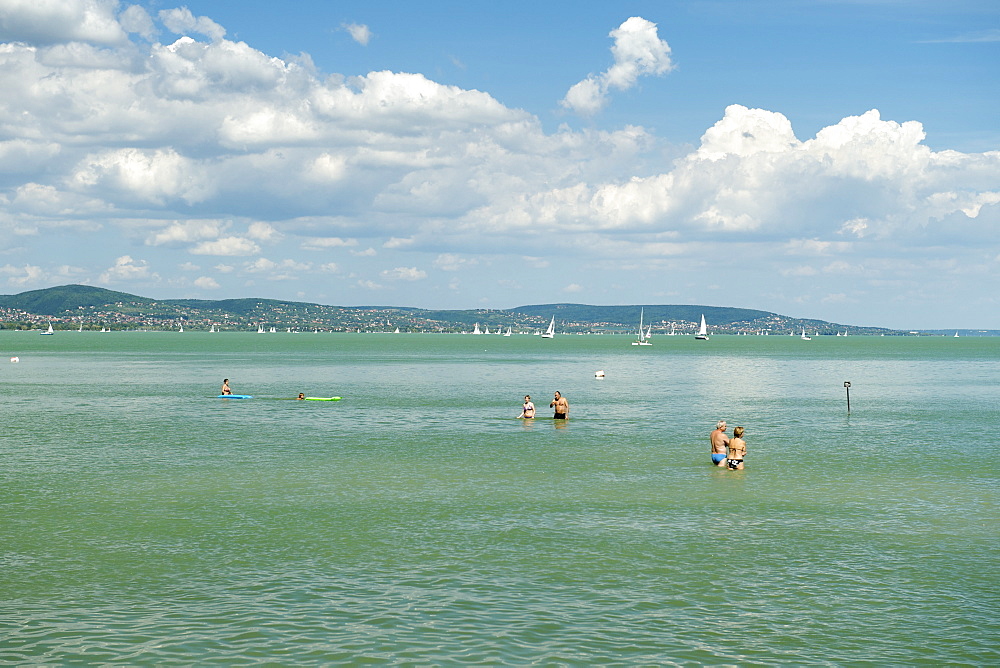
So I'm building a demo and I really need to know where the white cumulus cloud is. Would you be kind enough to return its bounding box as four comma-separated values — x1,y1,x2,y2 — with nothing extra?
158,7,225,42
343,22,372,46
99,255,157,284
381,266,427,281
561,17,674,115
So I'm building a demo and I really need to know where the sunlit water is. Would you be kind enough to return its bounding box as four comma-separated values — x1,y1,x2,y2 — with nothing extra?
1,332,997,664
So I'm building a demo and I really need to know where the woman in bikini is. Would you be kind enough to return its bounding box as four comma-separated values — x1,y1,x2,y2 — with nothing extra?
726,426,746,470
519,395,535,418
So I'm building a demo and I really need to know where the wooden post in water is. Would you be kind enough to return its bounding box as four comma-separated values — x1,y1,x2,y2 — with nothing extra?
844,381,851,413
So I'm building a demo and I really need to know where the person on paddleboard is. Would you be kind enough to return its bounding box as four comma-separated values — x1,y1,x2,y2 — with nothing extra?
221,378,232,395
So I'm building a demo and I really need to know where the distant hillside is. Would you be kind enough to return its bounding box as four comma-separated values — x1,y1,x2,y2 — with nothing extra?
0,284,151,315
511,303,775,325
0,284,898,334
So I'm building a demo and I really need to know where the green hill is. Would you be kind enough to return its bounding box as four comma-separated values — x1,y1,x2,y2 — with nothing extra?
510,303,775,325
0,284,152,315
0,284,896,334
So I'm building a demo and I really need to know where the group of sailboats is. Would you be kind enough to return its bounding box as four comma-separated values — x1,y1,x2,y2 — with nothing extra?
471,323,514,336
628,311,711,345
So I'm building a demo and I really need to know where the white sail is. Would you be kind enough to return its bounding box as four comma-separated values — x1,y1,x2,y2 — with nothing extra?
541,316,555,338
631,308,652,346
473,323,481,335
695,314,708,340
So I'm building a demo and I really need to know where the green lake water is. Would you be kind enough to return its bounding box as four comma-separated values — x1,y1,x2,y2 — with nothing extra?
1,332,997,664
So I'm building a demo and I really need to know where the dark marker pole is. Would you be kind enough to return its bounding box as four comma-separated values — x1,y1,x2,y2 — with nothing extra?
844,381,851,414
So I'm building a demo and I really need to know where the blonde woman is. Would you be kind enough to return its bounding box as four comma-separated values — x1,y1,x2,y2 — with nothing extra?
726,426,747,470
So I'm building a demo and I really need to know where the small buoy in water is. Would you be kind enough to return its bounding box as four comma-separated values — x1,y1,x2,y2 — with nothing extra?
594,369,605,378
10,356,19,363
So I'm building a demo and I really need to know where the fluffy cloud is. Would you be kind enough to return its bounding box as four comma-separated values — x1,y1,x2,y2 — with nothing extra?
471,105,999,246
158,7,225,41
0,262,45,286
561,17,674,115
0,0,127,46
192,237,260,256
380,266,427,281
99,255,157,284
342,22,372,46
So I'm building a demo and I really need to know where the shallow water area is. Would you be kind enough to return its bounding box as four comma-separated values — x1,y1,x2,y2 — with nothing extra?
1,332,998,664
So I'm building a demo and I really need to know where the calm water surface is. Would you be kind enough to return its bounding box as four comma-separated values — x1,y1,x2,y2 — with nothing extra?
1,332,997,664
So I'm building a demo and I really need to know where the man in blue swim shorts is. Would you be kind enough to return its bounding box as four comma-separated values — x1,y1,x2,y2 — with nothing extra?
710,420,729,466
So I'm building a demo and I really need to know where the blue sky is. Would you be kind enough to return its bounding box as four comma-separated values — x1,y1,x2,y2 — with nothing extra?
0,0,997,328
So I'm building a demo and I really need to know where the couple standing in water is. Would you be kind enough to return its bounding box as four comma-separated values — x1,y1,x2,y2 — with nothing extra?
518,391,569,419
710,420,747,470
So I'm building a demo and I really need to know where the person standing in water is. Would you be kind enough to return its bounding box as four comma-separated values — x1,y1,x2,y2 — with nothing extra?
221,378,232,395
726,426,747,470
519,395,535,418
710,420,729,466
550,391,569,419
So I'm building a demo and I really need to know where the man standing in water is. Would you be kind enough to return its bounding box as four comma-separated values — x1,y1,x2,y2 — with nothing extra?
550,391,569,419
710,420,729,466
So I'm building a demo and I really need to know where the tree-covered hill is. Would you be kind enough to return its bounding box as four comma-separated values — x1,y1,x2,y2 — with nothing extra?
0,284,152,315
510,303,776,325
0,284,898,334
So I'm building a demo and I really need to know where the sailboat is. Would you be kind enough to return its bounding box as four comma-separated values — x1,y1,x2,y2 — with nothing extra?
78,323,83,332
209,324,216,333
631,308,652,346
257,324,265,334
178,324,184,333
694,314,709,340
40,322,54,335
504,327,512,337
800,328,812,341
541,316,555,339
472,323,481,335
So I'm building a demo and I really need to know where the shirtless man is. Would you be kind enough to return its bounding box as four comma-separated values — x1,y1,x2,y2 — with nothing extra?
726,426,746,470
710,420,729,466
550,391,569,419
